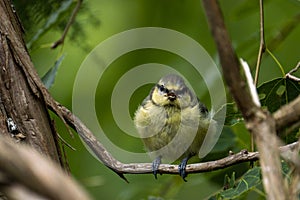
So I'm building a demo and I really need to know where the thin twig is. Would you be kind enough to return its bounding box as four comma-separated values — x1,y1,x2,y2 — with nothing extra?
247,13,300,68
287,61,300,74
285,75,300,83
254,0,266,85
252,0,266,154
285,61,300,82
51,0,82,49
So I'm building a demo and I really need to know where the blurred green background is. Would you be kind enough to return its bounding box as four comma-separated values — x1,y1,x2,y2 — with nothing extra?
12,0,300,199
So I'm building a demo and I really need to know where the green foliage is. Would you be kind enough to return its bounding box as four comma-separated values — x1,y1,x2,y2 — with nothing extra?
26,0,74,49
219,167,262,199
13,0,73,41
13,0,65,28
258,77,300,113
208,161,296,200
41,55,65,89
12,0,100,50
258,77,300,142
223,172,236,190
222,77,300,126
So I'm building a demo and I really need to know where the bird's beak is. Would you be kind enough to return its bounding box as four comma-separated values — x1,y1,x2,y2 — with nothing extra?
167,92,177,101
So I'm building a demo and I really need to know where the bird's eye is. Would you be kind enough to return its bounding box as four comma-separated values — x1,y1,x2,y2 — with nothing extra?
158,85,164,92
157,84,168,93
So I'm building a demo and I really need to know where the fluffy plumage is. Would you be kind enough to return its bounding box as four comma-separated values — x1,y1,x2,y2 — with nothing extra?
134,74,211,180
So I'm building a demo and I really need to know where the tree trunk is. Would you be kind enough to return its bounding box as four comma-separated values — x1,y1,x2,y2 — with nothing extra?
0,0,61,164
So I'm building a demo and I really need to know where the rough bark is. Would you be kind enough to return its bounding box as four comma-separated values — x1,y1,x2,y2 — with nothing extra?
0,0,61,163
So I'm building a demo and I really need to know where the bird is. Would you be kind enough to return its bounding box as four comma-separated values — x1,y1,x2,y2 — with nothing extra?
134,74,212,181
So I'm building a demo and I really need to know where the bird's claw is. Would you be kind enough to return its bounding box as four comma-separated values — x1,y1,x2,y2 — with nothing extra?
178,157,189,182
152,156,162,179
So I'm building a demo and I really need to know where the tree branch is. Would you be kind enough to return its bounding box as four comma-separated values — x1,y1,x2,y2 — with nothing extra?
285,61,300,82
273,94,300,132
254,0,266,86
252,0,266,154
51,0,83,49
201,0,288,199
0,136,91,200
0,130,298,192
46,98,299,177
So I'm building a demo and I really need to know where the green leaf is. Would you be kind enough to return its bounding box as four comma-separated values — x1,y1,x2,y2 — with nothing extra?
42,55,65,89
257,78,300,113
26,0,74,49
220,167,261,199
209,162,293,199
221,77,299,127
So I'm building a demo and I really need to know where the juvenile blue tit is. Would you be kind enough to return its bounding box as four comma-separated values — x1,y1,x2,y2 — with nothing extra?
134,74,211,181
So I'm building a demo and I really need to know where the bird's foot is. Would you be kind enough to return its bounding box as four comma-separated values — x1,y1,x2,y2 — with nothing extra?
178,157,190,182
152,156,162,179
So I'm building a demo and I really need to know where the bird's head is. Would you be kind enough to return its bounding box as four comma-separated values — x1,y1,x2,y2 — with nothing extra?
150,74,196,108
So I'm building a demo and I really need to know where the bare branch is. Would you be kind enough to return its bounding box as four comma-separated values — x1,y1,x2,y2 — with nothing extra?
285,61,300,82
122,142,298,175
252,0,266,154
286,61,300,75
274,95,300,132
254,0,266,86
0,131,297,190
0,172,51,200
201,0,288,199
43,85,299,180
0,137,91,200
51,0,83,49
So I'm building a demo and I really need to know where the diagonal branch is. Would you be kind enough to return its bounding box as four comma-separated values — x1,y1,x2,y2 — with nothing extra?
0,136,91,200
285,61,300,82
51,0,83,49
273,95,300,132
201,0,288,199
